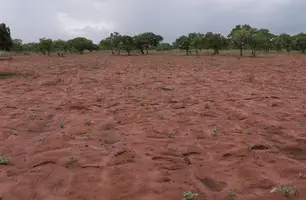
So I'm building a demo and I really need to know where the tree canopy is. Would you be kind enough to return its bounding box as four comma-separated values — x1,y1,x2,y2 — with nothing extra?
2,21,306,56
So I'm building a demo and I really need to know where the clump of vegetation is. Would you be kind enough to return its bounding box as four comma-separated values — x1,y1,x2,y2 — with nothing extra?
169,130,175,138
248,145,253,151
270,185,296,197
158,114,164,120
0,158,9,165
213,127,218,137
279,185,296,197
182,191,198,200
60,123,64,129
227,192,236,200
246,128,253,135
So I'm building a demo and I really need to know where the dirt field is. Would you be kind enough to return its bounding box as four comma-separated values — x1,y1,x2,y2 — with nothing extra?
1,53,306,200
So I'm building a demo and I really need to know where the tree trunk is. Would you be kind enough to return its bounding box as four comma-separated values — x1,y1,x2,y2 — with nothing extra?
251,49,256,57
140,49,144,55
240,47,243,56
145,47,149,55
127,51,130,56
196,49,198,55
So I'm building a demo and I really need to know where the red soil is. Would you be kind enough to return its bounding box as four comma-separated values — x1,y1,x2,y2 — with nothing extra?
1,53,306,200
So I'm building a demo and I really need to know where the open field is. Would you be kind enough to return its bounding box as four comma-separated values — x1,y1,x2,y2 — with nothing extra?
1,53,306,200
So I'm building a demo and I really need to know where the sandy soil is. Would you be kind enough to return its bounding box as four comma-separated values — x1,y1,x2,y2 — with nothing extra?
1,53,306,200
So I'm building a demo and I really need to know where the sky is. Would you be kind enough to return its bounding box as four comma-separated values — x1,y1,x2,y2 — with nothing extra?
0,0,305,44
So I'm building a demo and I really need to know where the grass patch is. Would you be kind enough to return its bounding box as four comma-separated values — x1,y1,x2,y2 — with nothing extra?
0,71,32,80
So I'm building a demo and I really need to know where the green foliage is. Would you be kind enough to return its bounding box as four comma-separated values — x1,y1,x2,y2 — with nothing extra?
0,157,9,165
0,23,13,50
3,22,305,56
39,38,53,55
182,191,198,200
279,184,296,197
118,35,135,56
12,39,23,52
155,43,173,51
174,35,191,55
67,37,94,54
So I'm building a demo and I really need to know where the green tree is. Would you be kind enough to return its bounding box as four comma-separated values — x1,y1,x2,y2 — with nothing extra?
279,33,292,53
204,32,228,55
229,24,253,56
293,33,306,53
134,32,163,54
118,35,134,56
39,38,53,56
189,33,205,55
53,39,68,53
12,39,23,52
174,35,191,55
67,37,94,54
0,23,13,51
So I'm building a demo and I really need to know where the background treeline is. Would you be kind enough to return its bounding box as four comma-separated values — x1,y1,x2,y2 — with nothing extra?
1,23,306,56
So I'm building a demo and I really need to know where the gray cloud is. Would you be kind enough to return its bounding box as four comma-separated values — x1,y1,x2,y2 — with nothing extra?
0,0,305,43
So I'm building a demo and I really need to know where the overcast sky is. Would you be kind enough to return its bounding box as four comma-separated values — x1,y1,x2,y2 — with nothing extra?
0,0,305,43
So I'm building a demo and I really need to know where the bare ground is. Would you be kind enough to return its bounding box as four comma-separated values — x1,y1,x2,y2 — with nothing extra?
1,53,306,200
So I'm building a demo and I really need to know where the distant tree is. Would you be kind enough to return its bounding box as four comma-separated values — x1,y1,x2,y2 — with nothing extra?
229,24,253,56
39,38,53,56
205,32,227,55
188,32,204,55
279,33,292,53
134,32,163,54
155,43,173,51
53,39,68,53
0,23,13,51
293,33,306,53
67,37,94,54
174,35,191,55
12,39,23,52
118,35,134,56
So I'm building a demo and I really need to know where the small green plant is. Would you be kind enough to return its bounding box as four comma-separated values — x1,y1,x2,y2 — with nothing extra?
0,158,9,165
39,138,45,142
227,192,236,200
213,128,218,137
298,123,303,129
169,130,175,138
246,128,253,135
248,145,253,151
60,123,64,129
158,115,164,120
279,184,296,197
182,191,198,200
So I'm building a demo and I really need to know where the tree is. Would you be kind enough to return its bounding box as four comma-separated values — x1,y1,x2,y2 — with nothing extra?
118,35,134,56
174,35,191,55
12,39,23,52
39,38,53,56
67,37,94,54
134,32,163,54
229,24,253,56
53,39,68,53
293,33,306,53
0,23,13,51
279,33,292,53
205,32,227,55
189,33,204,55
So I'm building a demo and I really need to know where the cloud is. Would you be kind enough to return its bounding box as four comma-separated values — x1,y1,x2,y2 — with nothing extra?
0,0,305,43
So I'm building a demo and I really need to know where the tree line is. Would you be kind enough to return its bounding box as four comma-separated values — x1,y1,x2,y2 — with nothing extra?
1,22,306,56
